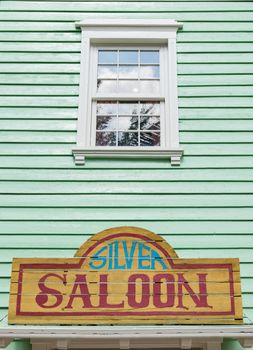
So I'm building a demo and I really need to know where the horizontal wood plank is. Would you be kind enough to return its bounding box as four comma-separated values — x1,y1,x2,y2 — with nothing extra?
2,2,253,12
1,220,253,235
0,234,253,249
0,181,252,194
1,248,253,262
0,168,252,181
0,207,252,220
1,12,253,22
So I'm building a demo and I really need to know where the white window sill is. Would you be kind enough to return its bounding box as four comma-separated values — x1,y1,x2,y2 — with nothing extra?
72,148,183,166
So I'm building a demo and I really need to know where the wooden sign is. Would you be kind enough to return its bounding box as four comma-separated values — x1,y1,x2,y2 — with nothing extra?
9,226,243,324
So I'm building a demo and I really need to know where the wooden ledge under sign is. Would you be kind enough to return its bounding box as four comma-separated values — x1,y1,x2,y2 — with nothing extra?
1,325,253,350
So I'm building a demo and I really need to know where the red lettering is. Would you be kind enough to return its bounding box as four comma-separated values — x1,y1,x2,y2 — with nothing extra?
128,274,150,308
35,273,66,309
65,274,92,309
98,274,124,308
35,271,213,312
153,273,175,308
177,273,212,309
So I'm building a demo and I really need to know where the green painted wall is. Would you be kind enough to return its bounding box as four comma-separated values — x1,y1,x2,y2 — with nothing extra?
0,0,253,348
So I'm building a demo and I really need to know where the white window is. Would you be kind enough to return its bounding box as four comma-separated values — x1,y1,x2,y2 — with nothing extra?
95,47,163,148
73,19,183,165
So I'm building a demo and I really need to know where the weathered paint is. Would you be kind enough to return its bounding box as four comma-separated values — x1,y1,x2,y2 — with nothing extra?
0,0,252,348
8,227,243,324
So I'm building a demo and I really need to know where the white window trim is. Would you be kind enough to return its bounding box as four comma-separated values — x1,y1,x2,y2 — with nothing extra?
73,19,183,166
91,44,165,148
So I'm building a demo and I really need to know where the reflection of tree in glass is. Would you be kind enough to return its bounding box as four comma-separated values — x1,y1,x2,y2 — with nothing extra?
119,102,139,115
96,116,116,130
97,79,101,90
133,106,138,115
96,132,116,146
118,132,138,146
129,116,138,130
97,102,117,115
140,102,158,115
140,116,160,130
140,132,160,146
118,116,138,131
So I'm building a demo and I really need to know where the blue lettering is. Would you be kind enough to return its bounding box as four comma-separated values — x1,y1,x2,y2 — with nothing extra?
108,242,113,270
114,241,126,269
151,250,167,270
89,246,107,269
123,240,136,270
89,240,167,271
138,243,151,270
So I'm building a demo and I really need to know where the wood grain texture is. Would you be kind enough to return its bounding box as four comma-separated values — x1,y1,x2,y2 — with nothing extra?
1,2,253,12
0,0,252,330
8,227,243,324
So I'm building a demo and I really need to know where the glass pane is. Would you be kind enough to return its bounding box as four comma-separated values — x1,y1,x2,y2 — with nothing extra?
118,116,138,130
140,132,160,146
139,80,159,94
96,102,117,115
98,50,117,64
118,102,138,115
140,65,160,79
140,50,159,64
118,132,138,146
96,116,117,130
118,80,139,93
96,131,116,146
119,65,138,79
140,116,160,130
97,80,117,93
98,65,117,79
140,102,160,115
119,50,138,64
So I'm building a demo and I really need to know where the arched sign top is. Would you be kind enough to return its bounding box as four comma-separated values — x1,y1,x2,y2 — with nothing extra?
9,226,243,325
75,226,179,268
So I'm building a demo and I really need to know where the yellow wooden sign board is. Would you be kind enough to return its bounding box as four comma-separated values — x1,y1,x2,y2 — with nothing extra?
9,226,243,324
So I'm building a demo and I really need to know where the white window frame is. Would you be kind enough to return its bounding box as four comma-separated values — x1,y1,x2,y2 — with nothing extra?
73,19,183,166
92,44,165,148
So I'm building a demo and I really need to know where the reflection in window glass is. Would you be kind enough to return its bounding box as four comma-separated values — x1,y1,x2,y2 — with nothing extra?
119,51,138,64
96,116,117,130
98,65,117,79
97,102,117,115
95,48,161,148
140,102,160,115
118,102,138,115
98,50,117,64
96,131,116,146
140,50,159,64
97,49,160,94
139,80,159,94
97,80,117,93
140,65,159,79
118,80,139,93
119,65,138,79
140,132,160,146
118,116,138,130
118,132,138,146
140,116,160,130
95,101,161,147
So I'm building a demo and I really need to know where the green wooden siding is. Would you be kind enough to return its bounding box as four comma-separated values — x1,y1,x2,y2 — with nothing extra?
0,0,253,341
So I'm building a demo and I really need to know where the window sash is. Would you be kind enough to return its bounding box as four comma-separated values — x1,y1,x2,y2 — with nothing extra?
90,45,166,148
91,45,166,100
91,100,165,148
